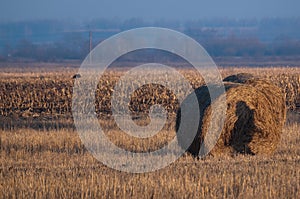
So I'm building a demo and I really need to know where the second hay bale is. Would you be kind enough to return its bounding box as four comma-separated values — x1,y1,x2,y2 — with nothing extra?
223,73,255,83
176,75,286,156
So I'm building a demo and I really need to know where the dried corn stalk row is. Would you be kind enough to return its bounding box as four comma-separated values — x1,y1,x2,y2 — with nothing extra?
0,71,298,119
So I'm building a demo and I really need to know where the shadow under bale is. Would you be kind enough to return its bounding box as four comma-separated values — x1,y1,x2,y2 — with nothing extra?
176,74,286,157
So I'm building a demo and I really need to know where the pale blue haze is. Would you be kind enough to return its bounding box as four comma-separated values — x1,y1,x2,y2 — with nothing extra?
0,0,299,21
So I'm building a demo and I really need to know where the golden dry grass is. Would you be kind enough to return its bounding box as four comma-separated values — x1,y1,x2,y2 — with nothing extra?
0,123,299,198
0,63,299,198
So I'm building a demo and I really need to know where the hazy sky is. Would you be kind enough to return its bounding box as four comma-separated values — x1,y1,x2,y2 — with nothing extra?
1,0,300,21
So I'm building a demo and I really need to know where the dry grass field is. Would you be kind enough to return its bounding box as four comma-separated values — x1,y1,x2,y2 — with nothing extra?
0,62,299,198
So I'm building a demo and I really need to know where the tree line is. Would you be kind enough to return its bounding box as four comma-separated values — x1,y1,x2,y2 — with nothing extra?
1,18,300,61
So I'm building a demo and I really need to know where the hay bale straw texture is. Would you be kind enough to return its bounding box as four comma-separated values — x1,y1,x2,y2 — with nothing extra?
176,74,286,157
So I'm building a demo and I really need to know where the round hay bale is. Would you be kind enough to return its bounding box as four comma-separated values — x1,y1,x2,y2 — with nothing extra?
176,77,286,157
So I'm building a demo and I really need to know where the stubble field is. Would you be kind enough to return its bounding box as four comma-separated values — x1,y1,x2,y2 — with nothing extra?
0,62,299,198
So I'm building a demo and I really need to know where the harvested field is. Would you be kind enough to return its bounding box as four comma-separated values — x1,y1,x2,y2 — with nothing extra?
0,63,299,198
